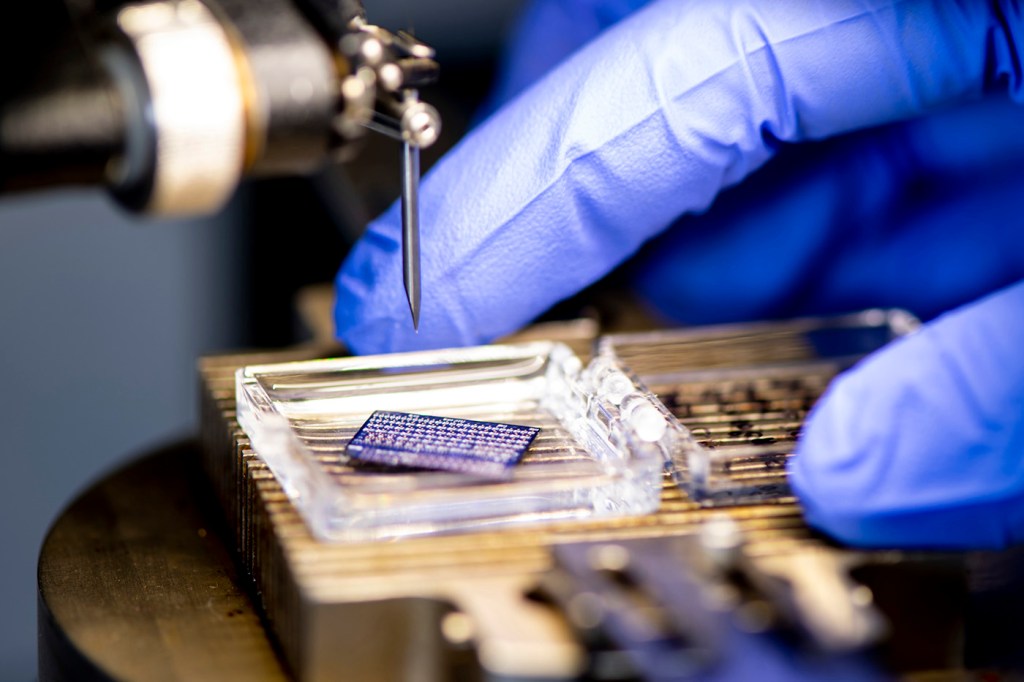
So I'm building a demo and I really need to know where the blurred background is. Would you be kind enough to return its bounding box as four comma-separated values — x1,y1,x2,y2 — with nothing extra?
0,1,521,677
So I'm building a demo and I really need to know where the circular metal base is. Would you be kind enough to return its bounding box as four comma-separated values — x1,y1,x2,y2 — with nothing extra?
38,441,288,682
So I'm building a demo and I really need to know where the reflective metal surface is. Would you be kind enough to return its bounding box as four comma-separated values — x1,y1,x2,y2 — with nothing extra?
198,318,964,681
38,442,288,682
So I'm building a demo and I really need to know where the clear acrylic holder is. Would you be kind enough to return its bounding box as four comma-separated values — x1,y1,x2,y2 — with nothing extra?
598,310,919,504
235,342,682,541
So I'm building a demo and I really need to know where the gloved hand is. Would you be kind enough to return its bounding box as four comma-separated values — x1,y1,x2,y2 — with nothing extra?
335,0,1024,548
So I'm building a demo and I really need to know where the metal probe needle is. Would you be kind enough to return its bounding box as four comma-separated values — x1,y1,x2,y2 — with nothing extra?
401,141,421,330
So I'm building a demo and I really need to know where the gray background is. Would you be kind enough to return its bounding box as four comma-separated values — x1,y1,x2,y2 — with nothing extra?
0,192,245,680
0,1,520,679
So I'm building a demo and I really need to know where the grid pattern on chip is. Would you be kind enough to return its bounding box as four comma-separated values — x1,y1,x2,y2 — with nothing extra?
289,405,592,488
345,410,540,476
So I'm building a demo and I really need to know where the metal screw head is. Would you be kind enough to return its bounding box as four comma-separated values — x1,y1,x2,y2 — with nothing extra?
567,592,606,630
401,102,441,148
378,63,403,91
586,544,631,572
360,37,384,65
396,30,436,59
441,611,475,645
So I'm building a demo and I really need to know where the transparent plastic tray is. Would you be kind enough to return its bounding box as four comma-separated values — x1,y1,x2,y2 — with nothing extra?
598,310,919,504
236,342,683,541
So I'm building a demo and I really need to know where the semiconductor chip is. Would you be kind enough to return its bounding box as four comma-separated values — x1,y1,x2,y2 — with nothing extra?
345,410,540,478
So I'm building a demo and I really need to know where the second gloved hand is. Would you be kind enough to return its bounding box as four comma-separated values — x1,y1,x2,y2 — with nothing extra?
790,280,1024,549
623,95,1024,548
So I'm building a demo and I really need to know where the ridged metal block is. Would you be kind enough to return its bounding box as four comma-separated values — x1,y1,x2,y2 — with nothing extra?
198,323,962,681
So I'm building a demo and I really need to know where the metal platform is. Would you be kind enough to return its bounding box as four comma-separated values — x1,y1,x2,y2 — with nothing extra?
197,322,967,681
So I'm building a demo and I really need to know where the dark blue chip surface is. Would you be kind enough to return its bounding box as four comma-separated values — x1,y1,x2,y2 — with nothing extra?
345,411,540,478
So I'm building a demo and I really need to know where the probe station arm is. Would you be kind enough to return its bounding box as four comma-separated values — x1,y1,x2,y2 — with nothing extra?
0,0,437,326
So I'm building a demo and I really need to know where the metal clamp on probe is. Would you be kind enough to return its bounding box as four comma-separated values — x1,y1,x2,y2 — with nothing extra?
333,12,440,328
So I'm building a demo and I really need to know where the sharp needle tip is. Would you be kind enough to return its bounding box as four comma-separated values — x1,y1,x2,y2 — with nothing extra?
401,141,422,335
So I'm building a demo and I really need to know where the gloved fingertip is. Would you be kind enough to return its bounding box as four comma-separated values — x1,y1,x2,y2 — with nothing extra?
791,284,1024,549
789,364,1015,549
335,264,457,356
333,214,419,355
335,208,489,355
788,366,905,546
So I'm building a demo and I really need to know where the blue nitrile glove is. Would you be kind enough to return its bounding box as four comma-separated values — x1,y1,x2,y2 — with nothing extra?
335,0,1024,547
336,0,1023,353
629,97,1024,325
627,96,1024,548
475,0,655,121
792,281,1024,549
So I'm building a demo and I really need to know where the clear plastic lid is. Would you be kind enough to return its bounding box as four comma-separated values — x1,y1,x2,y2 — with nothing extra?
236,342,683,541
598,310,919,503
